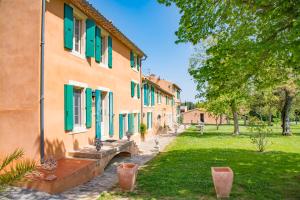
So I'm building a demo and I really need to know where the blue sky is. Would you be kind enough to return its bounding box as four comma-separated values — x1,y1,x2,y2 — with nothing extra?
89,0,197,102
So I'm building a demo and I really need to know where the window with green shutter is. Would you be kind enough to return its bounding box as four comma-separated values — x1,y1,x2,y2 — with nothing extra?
137,83,140,99
85,88,92,128
151,86,155,106
64,4,73,50
85,19,95,57
95,26,102,63
144,84,148,106
64,84,74,131
131,81,135,97
130,51,134,68
108,36,112,68
137,57,140,71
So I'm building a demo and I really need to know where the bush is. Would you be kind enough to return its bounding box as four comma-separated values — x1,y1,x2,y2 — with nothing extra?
248,117,272,152
0,149,36,190
140,123,147,135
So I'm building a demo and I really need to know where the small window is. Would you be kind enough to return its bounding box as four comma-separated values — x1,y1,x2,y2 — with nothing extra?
101,36,108,65
73,17,82,54
73,88,83,127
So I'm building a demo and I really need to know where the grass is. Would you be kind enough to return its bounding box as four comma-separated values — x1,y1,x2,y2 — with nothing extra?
99,124,300,200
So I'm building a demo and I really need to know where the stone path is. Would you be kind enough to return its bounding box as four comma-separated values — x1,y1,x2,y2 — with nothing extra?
0,126,186,200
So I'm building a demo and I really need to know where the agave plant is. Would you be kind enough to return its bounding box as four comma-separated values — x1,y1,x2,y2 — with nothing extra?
0,149,36,190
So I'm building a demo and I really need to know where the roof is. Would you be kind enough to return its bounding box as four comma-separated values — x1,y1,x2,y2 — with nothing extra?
147,75,181,92
142,76,174,97
71,0,146,57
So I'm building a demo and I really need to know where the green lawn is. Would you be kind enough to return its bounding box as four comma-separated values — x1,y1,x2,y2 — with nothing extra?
99,124,300,200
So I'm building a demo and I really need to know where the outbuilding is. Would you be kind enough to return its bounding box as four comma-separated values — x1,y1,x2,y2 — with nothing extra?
182,108,226,125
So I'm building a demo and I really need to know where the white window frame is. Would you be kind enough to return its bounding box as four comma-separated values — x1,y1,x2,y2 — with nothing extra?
131,80,139,100
98,28,109,68
68,80,88,134
70,6,86,59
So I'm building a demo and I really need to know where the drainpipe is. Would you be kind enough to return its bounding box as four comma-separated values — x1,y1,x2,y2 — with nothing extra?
140,55,147,123
40,0,46,164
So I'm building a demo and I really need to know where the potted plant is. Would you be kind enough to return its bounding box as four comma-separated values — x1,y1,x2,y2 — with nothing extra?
140,123,146,141
211,167,234,198
117,163,138,191
40,156,57,181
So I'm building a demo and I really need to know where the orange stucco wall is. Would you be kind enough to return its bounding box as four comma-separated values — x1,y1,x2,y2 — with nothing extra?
0,0,41,159
43,0,141,159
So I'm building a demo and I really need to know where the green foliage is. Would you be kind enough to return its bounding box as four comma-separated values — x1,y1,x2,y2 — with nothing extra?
248,117,272,152
0,149,36,190
140,123,147,135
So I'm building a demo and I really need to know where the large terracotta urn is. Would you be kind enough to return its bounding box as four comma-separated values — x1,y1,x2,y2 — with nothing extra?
211,167,234,198
117,163,138,191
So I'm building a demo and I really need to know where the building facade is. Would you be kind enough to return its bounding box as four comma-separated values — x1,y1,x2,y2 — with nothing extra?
0,0,182,161
0,0,145,160
182,108,226,125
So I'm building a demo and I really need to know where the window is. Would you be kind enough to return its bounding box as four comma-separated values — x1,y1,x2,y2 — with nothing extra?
101,36,108,65
177,90,180,99
73,17,82,54
73,88,83,127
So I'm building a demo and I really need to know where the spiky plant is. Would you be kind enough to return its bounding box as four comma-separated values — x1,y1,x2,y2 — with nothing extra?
0,149,36,190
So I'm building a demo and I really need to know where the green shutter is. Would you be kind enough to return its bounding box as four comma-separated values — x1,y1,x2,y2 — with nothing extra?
119,114,123,139
64,4,73,50
137,57,140,71
130,51,134,68
147,112,150,129
109,92,114,136
143,84,148,106
95,27,102,63
64,84,73,131
86,19,95,57
108,36,112,68
138,113,140,133
151,86,155,106
131,81,135,97
137,83,140,99
85,88,92,128
95,90,102,139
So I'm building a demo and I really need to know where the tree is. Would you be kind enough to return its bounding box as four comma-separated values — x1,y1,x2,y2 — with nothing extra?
201,96,229,130
158,0,300,134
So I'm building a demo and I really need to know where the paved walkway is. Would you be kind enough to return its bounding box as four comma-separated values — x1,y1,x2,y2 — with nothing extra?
0,126,186,200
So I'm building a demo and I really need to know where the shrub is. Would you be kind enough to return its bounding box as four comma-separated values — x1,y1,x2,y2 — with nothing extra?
0,149,36,190
248,117,272,152
140,123,147,135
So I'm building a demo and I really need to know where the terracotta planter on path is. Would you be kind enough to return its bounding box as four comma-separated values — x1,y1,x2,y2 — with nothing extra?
117,163,138,191
211,167,233,198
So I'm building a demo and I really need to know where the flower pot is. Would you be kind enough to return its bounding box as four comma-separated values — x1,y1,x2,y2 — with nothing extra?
117,163,138,191
211,167,233,198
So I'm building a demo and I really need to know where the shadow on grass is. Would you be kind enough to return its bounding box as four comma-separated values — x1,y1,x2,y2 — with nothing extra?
183,127,300,138
113,148,300,200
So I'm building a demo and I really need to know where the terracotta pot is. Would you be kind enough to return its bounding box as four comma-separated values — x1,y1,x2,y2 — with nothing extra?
211,167,233,198
117,163,138,191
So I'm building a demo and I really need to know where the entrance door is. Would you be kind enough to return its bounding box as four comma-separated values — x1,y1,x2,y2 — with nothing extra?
200,113,205,123
101,92,109,140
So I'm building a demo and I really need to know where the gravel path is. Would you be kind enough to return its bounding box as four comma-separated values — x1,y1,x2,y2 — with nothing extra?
0,126,186,200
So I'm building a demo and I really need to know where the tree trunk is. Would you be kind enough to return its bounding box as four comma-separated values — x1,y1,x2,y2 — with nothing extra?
230,101,239,135
268,108,272,126
215,117,219,130
281,88,293,135
219,114,223,125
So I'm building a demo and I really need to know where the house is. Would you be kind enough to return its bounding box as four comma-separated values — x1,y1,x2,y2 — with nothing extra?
0,0,145,161
146,74,182,125
141,76,176,135
182,108,226,125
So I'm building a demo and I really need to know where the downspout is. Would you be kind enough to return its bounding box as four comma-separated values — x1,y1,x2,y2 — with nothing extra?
40,0,46,164
140,55,148,123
